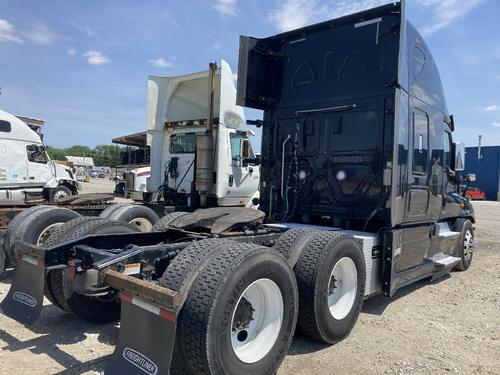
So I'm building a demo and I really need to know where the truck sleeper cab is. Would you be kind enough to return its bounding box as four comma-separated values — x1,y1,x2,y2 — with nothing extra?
0,2,475,375
237,0,473,295
0,110,79,202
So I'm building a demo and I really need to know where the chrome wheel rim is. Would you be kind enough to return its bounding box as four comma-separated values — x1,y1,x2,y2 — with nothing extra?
464,229,473,261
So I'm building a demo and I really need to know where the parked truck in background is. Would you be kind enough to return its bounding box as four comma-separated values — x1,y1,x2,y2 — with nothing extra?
0,110,79,202
126,60,260,208
1,2,477,375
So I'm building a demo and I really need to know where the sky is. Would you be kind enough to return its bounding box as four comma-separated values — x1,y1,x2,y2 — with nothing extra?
1,0,499,149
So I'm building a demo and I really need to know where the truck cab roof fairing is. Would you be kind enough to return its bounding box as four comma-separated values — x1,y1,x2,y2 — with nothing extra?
146,60,245,138
0,110,42,144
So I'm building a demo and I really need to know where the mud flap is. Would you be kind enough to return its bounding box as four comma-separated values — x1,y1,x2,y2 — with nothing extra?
103,270,181,375
0,257,45,325
106,293,177,375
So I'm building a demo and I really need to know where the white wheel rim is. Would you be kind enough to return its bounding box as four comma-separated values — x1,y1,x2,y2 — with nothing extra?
327,257,357,320
54,190,69,201
464,230,473,261
128,217,153,232
231,278,283,363
37,222,64,246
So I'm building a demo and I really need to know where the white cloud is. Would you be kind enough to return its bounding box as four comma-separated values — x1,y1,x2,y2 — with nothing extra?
83,50,111,65
416,0,483,35
0,19,23,43
67,47,77,56
493,122,500,128
483,105,500,112
24,23,57,45
212,0,237,16
268,0,388,32
74,23,101,39
148,58,174,69
268,0,483,34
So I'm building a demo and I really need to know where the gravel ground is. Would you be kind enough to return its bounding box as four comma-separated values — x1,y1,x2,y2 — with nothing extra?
0,201,499,374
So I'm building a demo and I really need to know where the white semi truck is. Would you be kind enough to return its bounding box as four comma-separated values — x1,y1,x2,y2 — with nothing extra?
0,110,79,202
125,60,260,208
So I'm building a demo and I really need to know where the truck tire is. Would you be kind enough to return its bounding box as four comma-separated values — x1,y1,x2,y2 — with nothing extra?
98,203,129,218
273,227,319,266
3,205,51,263
166,242,298,375
453,219,474,271
160,239,232,298
0,242,5,273
153,211,190,232
44,217,103,311
44,218,140,323
5,206,80,264
102,204,159,232
51,185,73,202
294,231,365,344
160,239,234,373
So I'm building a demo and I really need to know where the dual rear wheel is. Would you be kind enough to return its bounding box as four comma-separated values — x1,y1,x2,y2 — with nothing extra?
164,230,365,374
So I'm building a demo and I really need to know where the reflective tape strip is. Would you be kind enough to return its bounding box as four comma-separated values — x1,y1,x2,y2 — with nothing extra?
20,254,44,267
122,263,141,276
120,292,176,322
354,17,382,28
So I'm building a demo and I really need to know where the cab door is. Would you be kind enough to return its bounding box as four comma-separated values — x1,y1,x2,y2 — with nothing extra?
226,132,259,205
26,144,52,186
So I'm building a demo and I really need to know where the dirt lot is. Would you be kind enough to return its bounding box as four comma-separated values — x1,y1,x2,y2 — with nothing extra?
0,202,499,374
78,178,130,203
78,178,118,195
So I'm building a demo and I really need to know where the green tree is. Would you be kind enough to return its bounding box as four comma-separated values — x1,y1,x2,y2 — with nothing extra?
45,144,125,168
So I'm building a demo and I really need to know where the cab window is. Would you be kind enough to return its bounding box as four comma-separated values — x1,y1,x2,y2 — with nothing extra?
412,110,429,175
0,120,11,132
26,144,49,164
230,133,254,162
169,133,197,154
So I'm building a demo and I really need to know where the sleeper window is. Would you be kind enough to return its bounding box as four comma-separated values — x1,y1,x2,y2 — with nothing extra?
412,110,429,175
169,133,197,154
0,120,11,132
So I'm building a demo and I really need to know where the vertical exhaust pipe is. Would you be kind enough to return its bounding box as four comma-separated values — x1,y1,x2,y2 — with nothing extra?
477,135,482,160
196,62,217,207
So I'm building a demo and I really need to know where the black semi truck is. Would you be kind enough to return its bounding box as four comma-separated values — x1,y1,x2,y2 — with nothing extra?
1,2,475,375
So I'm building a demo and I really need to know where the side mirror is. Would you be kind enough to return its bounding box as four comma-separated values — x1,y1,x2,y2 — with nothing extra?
242,156,261,167
453,142,465,171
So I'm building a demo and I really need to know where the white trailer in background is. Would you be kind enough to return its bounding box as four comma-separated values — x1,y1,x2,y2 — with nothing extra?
0,110,79,202
138,60,260,208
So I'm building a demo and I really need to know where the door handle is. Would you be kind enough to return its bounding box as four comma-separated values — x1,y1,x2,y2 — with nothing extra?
228,175,234,187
